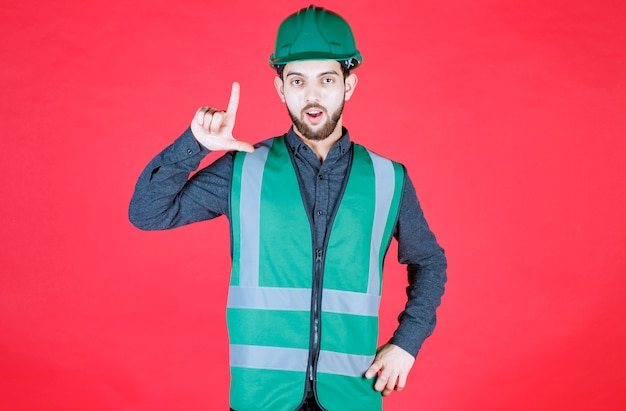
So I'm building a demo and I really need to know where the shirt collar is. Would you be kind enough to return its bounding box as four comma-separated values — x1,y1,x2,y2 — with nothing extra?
285,126,352,157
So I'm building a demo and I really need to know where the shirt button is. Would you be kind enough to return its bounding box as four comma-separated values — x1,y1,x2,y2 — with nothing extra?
187,148,193,154
317,210,323,215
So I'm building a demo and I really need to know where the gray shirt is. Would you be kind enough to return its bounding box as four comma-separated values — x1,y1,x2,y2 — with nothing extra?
129,126,447,356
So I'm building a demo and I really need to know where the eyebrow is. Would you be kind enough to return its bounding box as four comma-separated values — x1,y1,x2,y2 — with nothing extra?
285,70,341,78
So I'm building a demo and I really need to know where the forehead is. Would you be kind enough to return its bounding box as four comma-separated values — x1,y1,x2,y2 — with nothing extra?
284,60,343,77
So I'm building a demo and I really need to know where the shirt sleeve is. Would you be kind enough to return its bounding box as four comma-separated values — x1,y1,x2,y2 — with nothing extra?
387,172,448,357
128,127,234,230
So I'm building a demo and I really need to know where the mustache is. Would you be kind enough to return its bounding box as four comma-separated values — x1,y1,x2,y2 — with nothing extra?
301,103,327,114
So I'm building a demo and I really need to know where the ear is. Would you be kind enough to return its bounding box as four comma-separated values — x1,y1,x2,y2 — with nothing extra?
274,76,285,102
344,73,358,101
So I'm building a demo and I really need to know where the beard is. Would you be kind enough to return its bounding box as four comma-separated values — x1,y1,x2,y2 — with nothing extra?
288,101,344,141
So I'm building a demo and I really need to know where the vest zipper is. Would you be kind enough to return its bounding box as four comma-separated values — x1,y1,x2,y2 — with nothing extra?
307,247,325,402
312,248,324,362
308,249,324,380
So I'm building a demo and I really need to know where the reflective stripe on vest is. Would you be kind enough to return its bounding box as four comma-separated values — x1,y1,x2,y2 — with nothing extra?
227,136,404,411
229,344,375,377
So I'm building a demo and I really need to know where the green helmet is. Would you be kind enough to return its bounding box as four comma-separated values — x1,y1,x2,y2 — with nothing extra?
269,5,362,70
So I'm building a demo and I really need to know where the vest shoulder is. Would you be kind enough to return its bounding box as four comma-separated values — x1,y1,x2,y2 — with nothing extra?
353,143,406,168
234,136,284,159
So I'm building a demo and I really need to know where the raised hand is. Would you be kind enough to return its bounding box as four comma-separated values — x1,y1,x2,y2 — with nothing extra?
190,82,254,153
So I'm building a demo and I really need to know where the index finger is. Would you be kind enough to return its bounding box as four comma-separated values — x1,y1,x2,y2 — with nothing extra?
364,360,382,379
227,81,240,116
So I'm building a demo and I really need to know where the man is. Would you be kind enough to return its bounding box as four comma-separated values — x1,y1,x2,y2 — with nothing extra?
129,5,446,411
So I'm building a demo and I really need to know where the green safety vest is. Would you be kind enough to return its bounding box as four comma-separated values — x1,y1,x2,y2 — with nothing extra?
227,136,404,411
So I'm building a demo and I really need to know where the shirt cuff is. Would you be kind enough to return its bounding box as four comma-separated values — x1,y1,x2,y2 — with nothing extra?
164,127,210,164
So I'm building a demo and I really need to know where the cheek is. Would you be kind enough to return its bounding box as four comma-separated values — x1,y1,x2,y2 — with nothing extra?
327,91,346,108
283,93,302,109
284,98,301,116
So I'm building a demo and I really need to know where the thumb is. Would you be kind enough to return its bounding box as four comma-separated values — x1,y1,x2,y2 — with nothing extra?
232,139,255,153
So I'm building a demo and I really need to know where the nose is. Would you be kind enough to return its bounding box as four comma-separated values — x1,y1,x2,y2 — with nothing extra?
304,84,321,103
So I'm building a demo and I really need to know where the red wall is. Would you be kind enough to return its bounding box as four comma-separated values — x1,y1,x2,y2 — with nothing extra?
1,1,625,410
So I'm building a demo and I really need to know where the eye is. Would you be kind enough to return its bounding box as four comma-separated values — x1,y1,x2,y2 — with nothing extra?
322,77,335,84
290,78,303,86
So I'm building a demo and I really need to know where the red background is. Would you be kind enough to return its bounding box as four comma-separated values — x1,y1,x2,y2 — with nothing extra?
1,1,625,410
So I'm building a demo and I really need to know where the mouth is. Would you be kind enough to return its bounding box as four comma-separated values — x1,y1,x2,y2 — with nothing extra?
304,106,326,124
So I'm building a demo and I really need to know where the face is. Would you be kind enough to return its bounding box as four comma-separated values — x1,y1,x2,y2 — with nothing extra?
274,60,357,141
